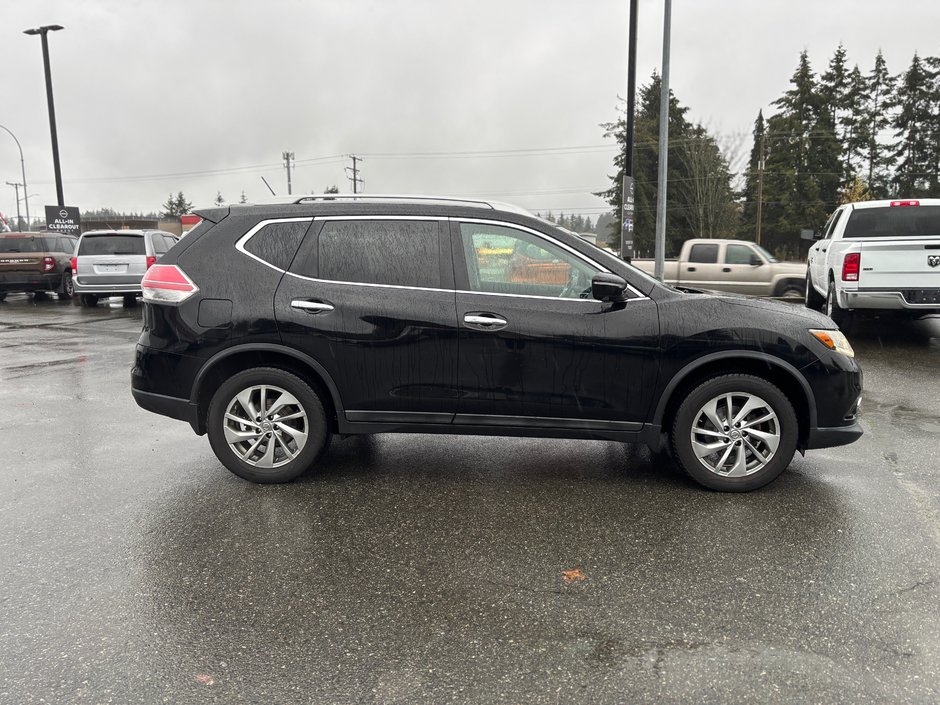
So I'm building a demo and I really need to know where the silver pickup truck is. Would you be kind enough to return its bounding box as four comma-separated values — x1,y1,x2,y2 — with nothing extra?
633,238,806,297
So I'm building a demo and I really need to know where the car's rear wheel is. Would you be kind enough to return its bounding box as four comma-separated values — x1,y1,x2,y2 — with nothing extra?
80,294,98,308
207,367,331,484
58,271,74,300
671,374,798,492
804,272,824,310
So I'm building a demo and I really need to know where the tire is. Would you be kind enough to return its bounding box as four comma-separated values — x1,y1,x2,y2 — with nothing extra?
58,271,74,300
0,292,7,302
804,272,824,311
122,294,137,307
207,367,331,484
825,278,850,327
80,294,98,308
671,374,798,492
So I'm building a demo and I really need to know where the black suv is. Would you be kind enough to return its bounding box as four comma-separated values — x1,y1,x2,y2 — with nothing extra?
132,196,862,491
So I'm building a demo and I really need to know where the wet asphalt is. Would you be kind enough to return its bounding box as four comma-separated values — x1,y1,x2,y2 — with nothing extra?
1,294,939,704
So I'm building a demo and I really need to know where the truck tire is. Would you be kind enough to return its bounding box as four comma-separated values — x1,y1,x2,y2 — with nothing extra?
825,278,851,327
804,271,824,310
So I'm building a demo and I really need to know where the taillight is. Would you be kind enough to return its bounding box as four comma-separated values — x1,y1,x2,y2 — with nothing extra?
141,264,199,304
146,255,157,269
70,256,77,273
42,256,55,273
842,252,861,282
890,200,919,207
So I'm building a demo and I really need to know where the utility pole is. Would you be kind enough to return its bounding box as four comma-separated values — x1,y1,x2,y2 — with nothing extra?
345,155,363,194
0,124,30,228
6,182,23,231
282,151,294,195
621,0,639,262
755,133,765,245
653,0,672,281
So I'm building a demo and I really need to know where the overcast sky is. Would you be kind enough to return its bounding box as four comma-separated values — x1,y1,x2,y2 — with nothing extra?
2,0,938,222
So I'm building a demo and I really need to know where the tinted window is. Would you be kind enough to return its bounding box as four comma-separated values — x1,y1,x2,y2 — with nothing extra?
78,234,145,256
150,233,169,255
459,222,596,299
0,236,44,253
318,220,440,288
163,235,178,252
243,220,309,270
725,244,754,265
688,243,718,263
843,205,940,238
822,208,843,239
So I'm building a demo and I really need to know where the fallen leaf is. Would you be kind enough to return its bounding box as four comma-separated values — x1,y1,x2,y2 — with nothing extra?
195,674,215,686
562,568,587,584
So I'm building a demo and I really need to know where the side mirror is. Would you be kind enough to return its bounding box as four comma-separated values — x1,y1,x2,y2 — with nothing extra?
592,272,628,302
750,254,763,266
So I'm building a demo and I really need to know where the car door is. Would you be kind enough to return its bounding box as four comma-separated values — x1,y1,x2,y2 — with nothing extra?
682,242,723,289
451,219,660,428
722,242,766,295
275,216,459,423
812,207,844,287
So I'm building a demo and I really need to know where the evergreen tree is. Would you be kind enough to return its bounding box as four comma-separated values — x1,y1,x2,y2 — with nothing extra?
174,191,193,215
841,64,871,185
819,44,853,186
213,190,225,207
891,53,936,196
863,50,897,197
740,111,765,240
239,190,248,204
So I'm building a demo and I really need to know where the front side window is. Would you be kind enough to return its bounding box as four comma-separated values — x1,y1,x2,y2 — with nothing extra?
725,244,755,265
688,243,718,263
459,222,597,299
318,220,440,288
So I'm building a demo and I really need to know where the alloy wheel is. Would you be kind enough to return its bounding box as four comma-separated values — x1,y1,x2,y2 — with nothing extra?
223,384,308,468
689,392,780,477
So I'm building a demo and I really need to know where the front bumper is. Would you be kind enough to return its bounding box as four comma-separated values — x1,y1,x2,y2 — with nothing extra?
805,422,864,449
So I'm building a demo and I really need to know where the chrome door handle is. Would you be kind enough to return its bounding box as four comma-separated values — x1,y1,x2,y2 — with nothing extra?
464,313,508,331
291,299,334,313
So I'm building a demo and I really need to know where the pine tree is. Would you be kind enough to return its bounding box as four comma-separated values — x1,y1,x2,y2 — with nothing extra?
820,44,854,187
239,190,248,204
213,190,225,207
740,111,766,240
891,53,937,196
841,64,871,185
863,50,897,197
174,191,192,215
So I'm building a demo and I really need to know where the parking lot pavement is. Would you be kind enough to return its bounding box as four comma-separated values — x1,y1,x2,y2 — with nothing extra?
1,293,939,704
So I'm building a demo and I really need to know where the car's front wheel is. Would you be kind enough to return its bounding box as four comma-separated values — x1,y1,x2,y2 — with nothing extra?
671,374,798,492
207,367,331,483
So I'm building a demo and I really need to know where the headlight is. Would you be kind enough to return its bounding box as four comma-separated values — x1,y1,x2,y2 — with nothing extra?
809,329,855,357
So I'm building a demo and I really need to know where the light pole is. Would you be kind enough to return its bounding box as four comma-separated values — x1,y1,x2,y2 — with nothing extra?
23,24,65,207
0,124,30,227
5,182,23,231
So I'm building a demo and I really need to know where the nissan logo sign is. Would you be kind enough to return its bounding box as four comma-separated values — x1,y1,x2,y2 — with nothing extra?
59,209,69,219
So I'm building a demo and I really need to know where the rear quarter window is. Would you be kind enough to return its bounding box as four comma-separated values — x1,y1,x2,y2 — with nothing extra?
242,220,310,270
844,205,940,238
78,234,145,256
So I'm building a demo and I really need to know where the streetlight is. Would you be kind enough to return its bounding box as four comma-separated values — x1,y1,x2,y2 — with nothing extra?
5,182,24,231
0,124,30,227
23,24,65,207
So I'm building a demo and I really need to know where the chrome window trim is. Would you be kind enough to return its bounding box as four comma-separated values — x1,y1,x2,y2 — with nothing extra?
314,215,449,222
284,271,454,294
235,217,315,273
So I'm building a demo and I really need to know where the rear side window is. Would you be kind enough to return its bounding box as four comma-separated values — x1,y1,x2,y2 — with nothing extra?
844,205,940,238
688,243,718,263
78,234,145,256
318,220,440,288
150,233,169,255
243,220,309,270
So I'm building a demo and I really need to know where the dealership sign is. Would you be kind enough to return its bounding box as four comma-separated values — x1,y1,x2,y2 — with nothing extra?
45,205,81,236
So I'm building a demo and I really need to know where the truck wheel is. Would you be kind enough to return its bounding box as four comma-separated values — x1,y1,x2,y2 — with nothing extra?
80,294,98,308
804,273,824,311
207,367,331,484
825,278,850,327
671,374,797,492
58,271,74,300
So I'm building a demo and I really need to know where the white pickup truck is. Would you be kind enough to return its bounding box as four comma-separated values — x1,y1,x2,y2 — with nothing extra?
633,239,807,297
805,199,940,324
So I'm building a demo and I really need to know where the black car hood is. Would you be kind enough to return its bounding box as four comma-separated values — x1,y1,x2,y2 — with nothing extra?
707,292,834,327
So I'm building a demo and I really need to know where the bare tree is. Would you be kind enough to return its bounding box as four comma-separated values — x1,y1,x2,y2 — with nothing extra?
676,126,739,239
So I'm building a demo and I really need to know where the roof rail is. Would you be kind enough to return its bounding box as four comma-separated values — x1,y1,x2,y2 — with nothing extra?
291,193,500,208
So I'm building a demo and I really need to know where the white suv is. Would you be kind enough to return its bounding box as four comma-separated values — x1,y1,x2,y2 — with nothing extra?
805,199,940,324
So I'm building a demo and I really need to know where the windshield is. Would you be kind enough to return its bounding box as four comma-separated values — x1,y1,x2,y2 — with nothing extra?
844,204,940,238
753,244,779,263
78,234,145,256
